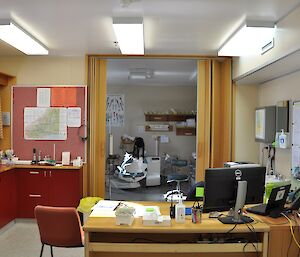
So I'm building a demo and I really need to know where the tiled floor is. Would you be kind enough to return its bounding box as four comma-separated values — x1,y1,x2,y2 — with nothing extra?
105,176,191,201
0,220,83,257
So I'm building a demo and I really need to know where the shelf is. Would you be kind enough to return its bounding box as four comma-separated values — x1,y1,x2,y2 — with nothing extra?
176,127,196,136
145,114,196,122
145,125,173,132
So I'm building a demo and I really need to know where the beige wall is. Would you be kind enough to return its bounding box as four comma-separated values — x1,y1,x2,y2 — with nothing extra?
234,84,259,163
257,70,300,186
0,55,85,151
233,5,300,79
0,56,85,84
107,85,197,161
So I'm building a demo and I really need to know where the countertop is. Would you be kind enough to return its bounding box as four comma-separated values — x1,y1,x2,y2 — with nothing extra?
0,164,83,173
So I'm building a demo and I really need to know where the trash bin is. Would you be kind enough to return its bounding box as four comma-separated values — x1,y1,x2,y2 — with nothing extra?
77,197,102,224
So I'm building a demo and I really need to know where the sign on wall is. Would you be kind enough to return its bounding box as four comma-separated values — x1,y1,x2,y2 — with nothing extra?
106,94,125,127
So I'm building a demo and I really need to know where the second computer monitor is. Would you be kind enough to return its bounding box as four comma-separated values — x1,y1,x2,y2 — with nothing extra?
203,166,266,213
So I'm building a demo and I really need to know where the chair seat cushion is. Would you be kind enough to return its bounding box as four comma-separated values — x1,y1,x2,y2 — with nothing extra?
167,174,188,182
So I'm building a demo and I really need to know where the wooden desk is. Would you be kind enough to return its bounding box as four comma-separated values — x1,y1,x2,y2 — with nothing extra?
83,201,270,257
260,215,300,257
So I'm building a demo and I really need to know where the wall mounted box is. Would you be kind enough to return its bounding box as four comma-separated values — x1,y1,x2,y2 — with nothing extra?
255,106,276,143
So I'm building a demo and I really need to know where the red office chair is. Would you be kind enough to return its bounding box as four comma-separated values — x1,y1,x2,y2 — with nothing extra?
34,205,84,257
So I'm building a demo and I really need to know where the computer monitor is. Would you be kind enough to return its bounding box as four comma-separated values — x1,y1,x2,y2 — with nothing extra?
203,166,266,213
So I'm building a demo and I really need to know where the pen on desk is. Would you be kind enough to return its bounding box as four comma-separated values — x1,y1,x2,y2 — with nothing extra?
113,202,122,211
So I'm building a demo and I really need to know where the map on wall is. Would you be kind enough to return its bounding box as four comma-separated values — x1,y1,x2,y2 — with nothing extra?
106,94,125,127
24,107,67,140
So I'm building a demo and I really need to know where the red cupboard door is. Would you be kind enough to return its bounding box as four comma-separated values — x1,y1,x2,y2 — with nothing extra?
17,169,48,218
48,170,81,208
0,171,17,228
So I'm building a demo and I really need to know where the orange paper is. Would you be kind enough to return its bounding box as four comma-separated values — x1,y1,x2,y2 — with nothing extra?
51,87,77,107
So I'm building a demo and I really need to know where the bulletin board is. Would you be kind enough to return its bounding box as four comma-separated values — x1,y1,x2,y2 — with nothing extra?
12,85,87,162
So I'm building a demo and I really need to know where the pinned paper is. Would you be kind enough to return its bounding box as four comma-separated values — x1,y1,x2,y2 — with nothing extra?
37,88,51,107
51,87,77,107
67,107,81,127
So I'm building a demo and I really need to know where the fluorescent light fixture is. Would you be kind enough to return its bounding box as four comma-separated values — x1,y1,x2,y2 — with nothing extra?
0,19,48,55
218,20,275,56
128,68,153,79
113,17,144,55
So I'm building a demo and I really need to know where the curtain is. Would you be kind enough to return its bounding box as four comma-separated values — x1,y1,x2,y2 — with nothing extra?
87,57,107,197
196,59,233,181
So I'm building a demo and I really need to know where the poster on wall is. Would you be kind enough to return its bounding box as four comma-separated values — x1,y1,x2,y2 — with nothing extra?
255,108,265,140
24,107,67,140
106,94,125,127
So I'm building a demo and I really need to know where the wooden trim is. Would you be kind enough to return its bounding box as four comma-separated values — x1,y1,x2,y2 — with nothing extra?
87,54,232,60
87,57,107,197
196,60,212,181
89,242,263,253
210,59,232,167
211,60,221,167
232,81,237,160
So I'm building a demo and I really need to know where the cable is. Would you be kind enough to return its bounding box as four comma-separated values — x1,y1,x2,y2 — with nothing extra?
281,212,300,249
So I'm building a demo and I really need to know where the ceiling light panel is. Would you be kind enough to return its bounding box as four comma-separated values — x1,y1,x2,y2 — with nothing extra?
113,17,144,55
0,19,48,55
218,21,275,56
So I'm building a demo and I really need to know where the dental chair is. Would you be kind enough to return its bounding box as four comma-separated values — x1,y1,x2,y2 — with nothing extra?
114,137,147,189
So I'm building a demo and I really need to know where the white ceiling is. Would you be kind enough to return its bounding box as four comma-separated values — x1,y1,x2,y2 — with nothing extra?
1,0,300,86
0,0,299,56
107,58,197,86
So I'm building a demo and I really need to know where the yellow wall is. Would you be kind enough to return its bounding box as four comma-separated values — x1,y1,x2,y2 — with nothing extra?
0,56,85,151
234,84,259,163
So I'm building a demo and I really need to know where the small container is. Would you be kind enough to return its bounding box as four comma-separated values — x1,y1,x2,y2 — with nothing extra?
279,129,288,148
175,194,185,223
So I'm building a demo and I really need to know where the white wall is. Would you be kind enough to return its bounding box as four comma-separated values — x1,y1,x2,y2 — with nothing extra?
233,5,300,79
107,85,197,161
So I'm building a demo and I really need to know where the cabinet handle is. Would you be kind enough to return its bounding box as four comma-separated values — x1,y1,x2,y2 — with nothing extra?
49,171,52,177
185,132,193,136
30,171,40,175
44,171,46,177
153,117,162,120
29,194,41,198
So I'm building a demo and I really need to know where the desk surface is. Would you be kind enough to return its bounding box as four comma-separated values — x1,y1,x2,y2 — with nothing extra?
83,201,270,234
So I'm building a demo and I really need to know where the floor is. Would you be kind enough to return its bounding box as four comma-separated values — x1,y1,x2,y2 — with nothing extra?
105,176,191,201
0,220,83,257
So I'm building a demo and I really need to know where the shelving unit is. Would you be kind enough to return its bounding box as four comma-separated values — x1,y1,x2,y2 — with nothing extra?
144,113,196,136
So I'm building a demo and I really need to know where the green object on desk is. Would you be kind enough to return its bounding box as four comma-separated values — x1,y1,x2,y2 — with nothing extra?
145,207,155,212
196,187,204,198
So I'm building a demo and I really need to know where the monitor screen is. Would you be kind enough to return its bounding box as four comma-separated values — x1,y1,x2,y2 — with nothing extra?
203,166,266,213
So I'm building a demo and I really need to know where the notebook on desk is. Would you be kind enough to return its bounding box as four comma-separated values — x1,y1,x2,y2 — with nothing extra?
246,184,291,218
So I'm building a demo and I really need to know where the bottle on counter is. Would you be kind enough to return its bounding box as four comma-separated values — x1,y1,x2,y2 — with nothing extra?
175,194,185,223
32,148,37,164
279,129,288,148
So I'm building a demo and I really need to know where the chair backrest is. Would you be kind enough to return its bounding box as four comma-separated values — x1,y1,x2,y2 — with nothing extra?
34,205,84,247
186,181,205,201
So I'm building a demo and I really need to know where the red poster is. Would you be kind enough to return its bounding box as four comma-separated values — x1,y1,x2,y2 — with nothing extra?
51,87,77,107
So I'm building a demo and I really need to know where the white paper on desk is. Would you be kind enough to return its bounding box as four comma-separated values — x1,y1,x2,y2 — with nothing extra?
37,88,51,107
90,209,115,217
92,200,120,211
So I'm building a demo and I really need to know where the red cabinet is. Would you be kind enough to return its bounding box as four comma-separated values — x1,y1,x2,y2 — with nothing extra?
17,168,82,218
0,171,17,228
